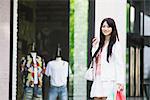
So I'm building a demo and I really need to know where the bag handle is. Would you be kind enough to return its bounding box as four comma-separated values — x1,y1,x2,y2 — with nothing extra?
89,60,94,68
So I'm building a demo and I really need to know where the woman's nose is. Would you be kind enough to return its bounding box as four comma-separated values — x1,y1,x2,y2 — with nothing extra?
103,27,108,30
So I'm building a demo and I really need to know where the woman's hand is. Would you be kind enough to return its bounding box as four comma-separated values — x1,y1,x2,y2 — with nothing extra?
92,37,99,47
117,83,124,91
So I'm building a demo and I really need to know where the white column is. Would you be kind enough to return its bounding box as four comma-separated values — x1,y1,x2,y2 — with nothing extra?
12,0,18,100
73,0,88,100
95,0,127,95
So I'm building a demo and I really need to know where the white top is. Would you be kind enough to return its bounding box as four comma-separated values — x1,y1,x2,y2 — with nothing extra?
31,52,38,84
45,59,69,86
92,41,125,84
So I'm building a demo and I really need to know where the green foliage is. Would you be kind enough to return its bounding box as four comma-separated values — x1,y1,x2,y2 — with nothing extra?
69,0,74,73
126,3,130,33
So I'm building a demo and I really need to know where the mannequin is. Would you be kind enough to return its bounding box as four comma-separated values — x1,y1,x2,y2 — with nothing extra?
30,51,39,97
55,44,62,61
30,42,37,64
31,52,37,63
20,42,45,99
56,56,62,61
45,44,70,100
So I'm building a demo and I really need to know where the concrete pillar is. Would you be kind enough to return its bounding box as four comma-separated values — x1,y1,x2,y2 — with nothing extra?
0,0,10,100
73,0,88,100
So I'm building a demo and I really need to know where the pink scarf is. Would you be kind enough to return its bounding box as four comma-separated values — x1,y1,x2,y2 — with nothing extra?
95,50,102,75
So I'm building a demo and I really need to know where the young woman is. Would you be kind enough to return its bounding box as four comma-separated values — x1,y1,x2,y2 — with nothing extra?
90,18,124,100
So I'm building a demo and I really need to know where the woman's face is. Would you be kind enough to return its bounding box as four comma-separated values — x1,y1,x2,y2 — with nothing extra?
101,21,112,36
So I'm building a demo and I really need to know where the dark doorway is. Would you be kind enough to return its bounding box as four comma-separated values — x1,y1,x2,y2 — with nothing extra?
17,0,69,99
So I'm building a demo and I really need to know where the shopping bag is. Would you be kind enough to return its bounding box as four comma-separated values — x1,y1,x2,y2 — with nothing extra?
116,91,125,100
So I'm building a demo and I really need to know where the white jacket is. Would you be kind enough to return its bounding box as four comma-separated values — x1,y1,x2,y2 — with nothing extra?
92,41,125,84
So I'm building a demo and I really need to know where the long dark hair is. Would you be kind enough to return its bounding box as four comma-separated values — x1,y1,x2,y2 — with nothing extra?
92,18,119,62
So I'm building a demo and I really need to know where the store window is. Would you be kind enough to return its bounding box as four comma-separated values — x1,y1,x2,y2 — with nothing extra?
14,0,69,99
